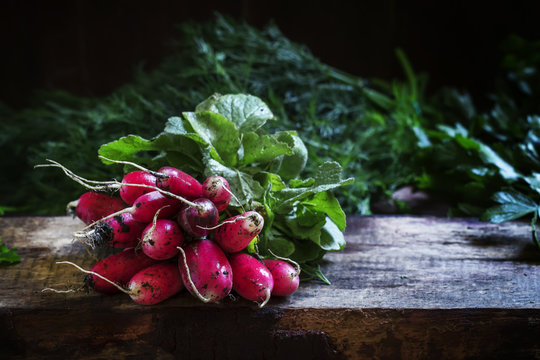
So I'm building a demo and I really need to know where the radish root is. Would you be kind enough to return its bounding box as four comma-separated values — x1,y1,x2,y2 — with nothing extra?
140,206,168,248
268,249,301,277
177,246,212,303
41,287,77,294
36,159,201,210
195,214,250,231
56,261,130,295
223,182,245,212
258,288,271,308
98,155,165,178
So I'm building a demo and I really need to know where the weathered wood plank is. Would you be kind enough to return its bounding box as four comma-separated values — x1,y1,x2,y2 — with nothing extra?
0,215,539,359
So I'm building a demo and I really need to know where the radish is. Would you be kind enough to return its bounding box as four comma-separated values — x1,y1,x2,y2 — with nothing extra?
156,166,203,201
77,212,146,248
262,259,300,296
94,158,203,201
229,253,274,307
141,219,185,260
202,176,231,212
125,262,184,305
88,190,182,227
69,192,126,225
129,190,183,223
58,261,184,305
119,171,157,205
177,198,219,238
178,239,232,303
213,211,264,253
86,248,158,294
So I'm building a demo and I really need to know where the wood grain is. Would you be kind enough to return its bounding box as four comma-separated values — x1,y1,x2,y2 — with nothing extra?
0,215,538,359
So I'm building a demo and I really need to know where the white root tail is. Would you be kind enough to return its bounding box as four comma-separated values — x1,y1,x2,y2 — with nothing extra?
223,184,245,213
195,214,250,231
35,160,118,192
36,159,201,209
140,206,169,247
258,287,271,308
56,261,130,295
98,155,164,178
268,249,301,277
71,236,100,261
177,247,212,303
41,287,77,294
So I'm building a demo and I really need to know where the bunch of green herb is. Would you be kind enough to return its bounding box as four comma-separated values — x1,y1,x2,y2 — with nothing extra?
0,206,20,264
0,14,420,215
416,35,540,247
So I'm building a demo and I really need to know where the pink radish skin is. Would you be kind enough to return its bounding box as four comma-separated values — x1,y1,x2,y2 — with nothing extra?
141,219,185,260
213,211,264,253
87,248,158,294
229,253,274,306
74,192,126,225
202,176,231,212
119,171,158,205
177,198,219,238
262,260,300,296
130,190,182,223
178,239,232,303
90,213,146,248
127,262,184,305
156,166,203,201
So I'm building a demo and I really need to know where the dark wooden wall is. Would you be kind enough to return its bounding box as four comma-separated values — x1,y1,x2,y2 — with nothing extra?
2,0,540,108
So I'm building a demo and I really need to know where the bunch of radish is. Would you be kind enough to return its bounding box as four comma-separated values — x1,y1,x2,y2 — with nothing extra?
45,159,300,307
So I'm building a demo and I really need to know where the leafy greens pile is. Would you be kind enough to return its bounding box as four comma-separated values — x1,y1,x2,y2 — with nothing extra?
2,14,540,251
0,206,20,264
99,93,352,281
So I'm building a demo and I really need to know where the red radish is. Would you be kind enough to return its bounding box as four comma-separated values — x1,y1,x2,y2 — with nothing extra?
119,171,158,205
177,198,219,238
79,212,146,248
126,262,184,305
141,219,184,260
202,176,231,212
213,211,264,253
229,253,274,307
156,166,203,200
58,261,184,305
86,248,157,294
70,192,126,225
178,239,232,303
91,191,182,226
130,191,182,223
262,259,300,296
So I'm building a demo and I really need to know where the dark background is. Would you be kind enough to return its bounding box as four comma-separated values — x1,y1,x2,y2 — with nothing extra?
2,0,540,109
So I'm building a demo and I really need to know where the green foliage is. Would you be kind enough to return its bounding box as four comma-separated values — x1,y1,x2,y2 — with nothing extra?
2,13,540,250
0,240,20,264
0,206,20,264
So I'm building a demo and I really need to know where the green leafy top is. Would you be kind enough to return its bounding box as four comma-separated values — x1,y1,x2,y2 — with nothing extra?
0,206,20,265
99,93,353,280
0,240,20,264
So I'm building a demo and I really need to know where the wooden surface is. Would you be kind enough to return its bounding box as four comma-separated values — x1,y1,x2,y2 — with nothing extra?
0,215,539,359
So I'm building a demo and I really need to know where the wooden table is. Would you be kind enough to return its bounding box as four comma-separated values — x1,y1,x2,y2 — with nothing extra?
1,216,538,359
